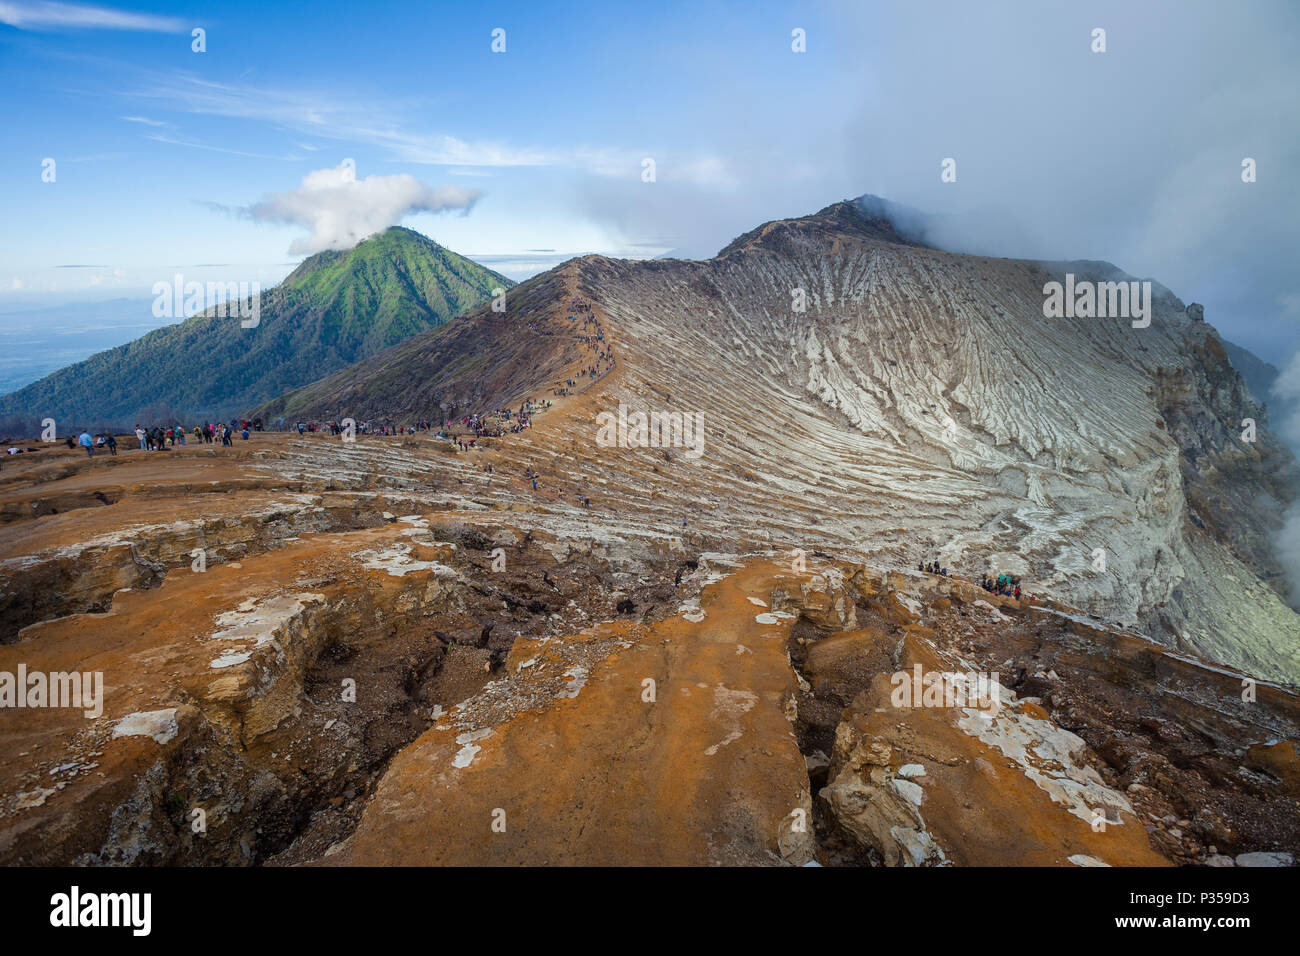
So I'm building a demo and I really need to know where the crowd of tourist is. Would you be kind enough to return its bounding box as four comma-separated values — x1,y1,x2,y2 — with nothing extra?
65,418,265,456
554,297,615,396
981,573,1023,600
918,558,1030,602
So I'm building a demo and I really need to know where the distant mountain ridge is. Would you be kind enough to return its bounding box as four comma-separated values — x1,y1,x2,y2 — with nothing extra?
0,227,511,429
1222,338,1280,406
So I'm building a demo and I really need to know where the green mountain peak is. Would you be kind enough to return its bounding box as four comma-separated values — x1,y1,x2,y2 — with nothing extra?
0,228,512,430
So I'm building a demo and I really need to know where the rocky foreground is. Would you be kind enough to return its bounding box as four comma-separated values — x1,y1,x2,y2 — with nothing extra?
1,435,1296,866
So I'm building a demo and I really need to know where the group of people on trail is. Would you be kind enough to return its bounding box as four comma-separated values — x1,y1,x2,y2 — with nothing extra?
132,420,250,450
982,573,1022,600
56,417,263,458
430,398,554,452
494,399,549,433
443,402,542,442
916,558,1030,602
553,297,615,396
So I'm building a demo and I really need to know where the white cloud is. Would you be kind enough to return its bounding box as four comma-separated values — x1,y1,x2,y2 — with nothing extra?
0,1,184,31
244,163,483,255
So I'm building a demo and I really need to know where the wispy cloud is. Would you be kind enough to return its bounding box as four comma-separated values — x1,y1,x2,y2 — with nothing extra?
131,73,561,167
0,1,185,32
124,72,729,181
145,132,302,162
237,162,484,255
121,114,167,126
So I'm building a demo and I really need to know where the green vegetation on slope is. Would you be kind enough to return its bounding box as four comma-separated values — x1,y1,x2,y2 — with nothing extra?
0,227,512,431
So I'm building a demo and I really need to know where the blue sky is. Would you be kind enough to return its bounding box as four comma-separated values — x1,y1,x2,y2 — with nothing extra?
2,0,1298,366
1,1,852,296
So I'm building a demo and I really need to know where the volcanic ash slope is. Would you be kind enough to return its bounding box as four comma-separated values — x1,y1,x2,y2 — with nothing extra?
571,203,1300,681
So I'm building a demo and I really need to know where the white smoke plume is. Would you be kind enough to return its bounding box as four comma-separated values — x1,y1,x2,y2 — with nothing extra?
1276,501,1300,610
1272,350,1300,450
1270,350,1300,608
247,163,482,255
